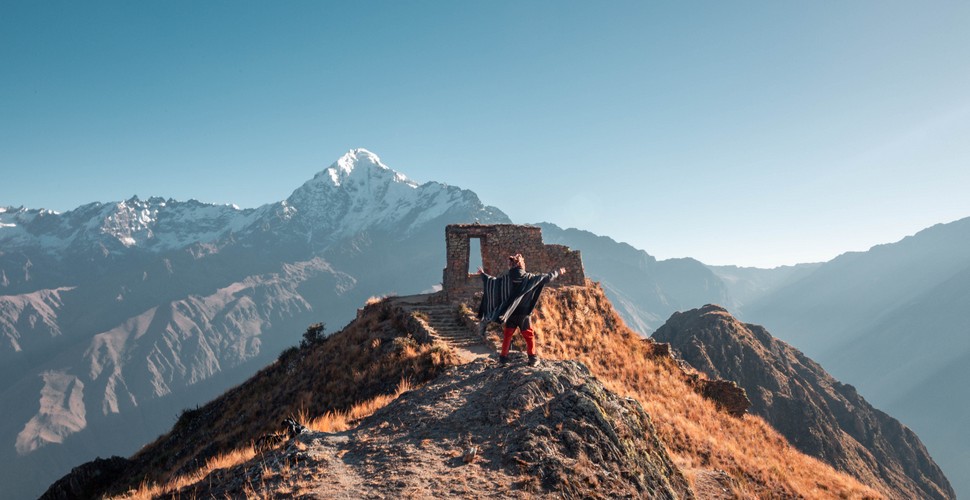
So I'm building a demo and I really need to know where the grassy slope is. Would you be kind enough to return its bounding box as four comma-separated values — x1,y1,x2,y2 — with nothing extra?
107,282,878,498
529,282,880,498
112,299,456,494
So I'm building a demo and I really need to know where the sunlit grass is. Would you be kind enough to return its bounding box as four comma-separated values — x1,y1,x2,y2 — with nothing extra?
113,377,414,499
114,297,456,495
115,446,256,499
109,285,881,499
529,282,882,499
301,377,413,433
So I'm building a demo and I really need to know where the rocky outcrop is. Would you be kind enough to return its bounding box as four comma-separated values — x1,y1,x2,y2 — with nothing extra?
652,304,954,500
693,378,750,418
653,341,751,418
40,456,131,500
170,359,694,499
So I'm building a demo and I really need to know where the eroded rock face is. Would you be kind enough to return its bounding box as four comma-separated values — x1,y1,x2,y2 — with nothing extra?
653,304,954,500
171,359,694,499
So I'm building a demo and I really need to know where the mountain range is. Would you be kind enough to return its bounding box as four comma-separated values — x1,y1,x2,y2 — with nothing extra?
0,149,508,498
2,148,967,497
46,280,898,498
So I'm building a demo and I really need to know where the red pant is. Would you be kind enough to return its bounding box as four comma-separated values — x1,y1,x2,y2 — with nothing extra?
501,326,535,356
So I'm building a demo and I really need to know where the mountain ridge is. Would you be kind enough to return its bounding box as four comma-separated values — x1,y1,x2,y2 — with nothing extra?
46,282,883,499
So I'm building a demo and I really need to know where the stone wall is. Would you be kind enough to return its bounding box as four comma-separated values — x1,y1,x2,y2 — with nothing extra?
443,224,585,303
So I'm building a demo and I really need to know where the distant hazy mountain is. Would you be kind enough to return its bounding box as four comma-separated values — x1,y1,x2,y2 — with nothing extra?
707,263,822,310
535,223,731,334
743,218,970,356
653,304,953,499
830,265,970,497
742,216,970,497
0,149,509,499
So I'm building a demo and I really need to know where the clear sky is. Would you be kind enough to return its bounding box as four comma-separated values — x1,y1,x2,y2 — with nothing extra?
3,1,969,267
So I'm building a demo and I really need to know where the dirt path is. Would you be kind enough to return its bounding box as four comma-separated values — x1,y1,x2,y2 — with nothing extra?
687,468,736,499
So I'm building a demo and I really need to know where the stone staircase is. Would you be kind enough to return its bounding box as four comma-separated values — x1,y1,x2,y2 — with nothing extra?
393,297,488,349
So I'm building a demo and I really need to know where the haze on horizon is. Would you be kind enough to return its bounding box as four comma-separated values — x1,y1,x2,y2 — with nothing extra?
2,2,969,268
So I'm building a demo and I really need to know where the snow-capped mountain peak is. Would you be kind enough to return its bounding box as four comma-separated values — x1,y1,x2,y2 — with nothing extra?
0,197,254,255
2,148,503,257
324,148,417,188
101,197,161,247
283,148,443,237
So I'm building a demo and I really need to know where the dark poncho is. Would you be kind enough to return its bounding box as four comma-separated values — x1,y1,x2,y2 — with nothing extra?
478,268,560,325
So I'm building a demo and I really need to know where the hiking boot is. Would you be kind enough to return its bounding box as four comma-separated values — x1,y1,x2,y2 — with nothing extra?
528,355,539,366
499,355,509,365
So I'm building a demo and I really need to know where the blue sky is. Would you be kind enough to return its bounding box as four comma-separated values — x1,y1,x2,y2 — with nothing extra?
2,1,969,267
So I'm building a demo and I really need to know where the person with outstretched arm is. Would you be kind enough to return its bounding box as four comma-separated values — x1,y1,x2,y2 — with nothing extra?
477,253,566,366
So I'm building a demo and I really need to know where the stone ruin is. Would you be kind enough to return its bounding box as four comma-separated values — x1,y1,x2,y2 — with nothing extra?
442,224,585,303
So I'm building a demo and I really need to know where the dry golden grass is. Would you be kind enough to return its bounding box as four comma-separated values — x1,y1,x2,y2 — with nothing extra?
103,285,881,499
523,282,882,499
365,294,390,306
302,377,413,433
115,446,256,499
113,376,415,499
111,298,456,496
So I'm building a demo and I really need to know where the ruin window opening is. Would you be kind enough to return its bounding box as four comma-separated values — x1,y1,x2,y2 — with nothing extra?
467,237,483,275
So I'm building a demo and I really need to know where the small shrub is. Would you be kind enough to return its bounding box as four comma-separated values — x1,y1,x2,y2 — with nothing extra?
391,336,418,353
300,322,327,349
175,405,201,425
